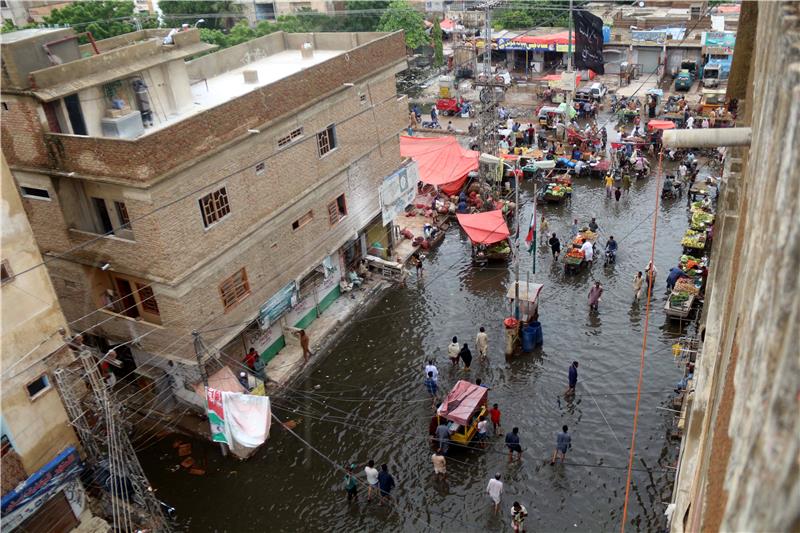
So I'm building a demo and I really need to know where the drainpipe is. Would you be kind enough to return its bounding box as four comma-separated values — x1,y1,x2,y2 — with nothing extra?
662,127,752,148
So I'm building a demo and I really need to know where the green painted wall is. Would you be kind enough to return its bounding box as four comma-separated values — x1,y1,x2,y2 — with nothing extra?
260,335,286,364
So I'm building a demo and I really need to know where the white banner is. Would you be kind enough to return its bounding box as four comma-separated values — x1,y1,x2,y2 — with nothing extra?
379,162,420,226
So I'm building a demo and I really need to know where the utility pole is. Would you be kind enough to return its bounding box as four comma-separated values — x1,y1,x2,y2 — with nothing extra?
193,331,228,457
54,368,102,461
473,0,507,158
78,349,171,532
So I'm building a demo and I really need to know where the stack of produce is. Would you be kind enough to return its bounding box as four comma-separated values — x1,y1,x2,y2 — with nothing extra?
487,241,511,255
545,183,571,197
564,248,585,265
669,290,693,309
674,277,700,295
690,210,715,230
679,254,703,276
681,229,706,249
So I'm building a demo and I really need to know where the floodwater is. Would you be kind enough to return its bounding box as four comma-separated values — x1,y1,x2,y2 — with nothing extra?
140,143,705,532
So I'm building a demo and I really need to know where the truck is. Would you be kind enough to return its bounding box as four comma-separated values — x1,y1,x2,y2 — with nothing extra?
675,69,693,91
702,63,721,88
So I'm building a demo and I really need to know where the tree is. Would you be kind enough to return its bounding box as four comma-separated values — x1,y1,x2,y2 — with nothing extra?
432,17,444,67
343,0,390,32
44,1,146,40
493,0,572,30
159,1,243,31
378,0,428,50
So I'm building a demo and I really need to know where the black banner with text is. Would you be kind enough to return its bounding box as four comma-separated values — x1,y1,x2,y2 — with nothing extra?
573,9,605,74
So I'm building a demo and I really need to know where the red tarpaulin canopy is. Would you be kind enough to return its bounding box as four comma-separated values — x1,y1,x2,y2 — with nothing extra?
440,18,455,31
400,136,479,195
647,119,677,131
456,210,510,245
513,31,573,45
439,380,488,426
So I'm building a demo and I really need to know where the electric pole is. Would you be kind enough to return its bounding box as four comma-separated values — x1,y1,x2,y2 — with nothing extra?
77,349,172,532
193,331,228,457
473,0,507,158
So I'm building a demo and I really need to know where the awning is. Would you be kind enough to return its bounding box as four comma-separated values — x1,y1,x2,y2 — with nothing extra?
456,210,510,245
513,31,573,46
647,119,676,131
440,18,455,31
439,380,488,426
400,135,479,195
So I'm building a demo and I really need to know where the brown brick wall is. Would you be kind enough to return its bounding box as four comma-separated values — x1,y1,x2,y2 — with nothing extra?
0,96,50,168
35,32,407,183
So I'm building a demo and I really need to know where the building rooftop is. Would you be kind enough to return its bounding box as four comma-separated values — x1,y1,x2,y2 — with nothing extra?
161,49,344,134
0,27,65,43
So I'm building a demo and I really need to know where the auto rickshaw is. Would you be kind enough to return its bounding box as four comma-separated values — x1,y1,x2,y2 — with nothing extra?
537,106,564,129
699,89,727,114
435,380,488,446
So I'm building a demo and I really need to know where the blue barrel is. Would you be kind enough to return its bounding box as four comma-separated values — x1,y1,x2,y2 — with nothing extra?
521,322,543,351
602,26,611,44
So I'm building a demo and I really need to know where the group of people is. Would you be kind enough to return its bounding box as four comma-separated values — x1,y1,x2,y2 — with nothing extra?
443,327,490,372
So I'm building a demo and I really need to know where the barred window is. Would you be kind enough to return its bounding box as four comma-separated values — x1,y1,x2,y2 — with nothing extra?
316,124,337,157
219,268,250,311
199,187,230,228
327,194,347,226
135,283,160,315
292,210,313,231
278,127,304,148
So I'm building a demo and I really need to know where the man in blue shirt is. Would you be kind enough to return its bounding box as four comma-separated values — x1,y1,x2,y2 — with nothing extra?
566,361,579,396
377,464,395,504
424,371,438,408
505,427,522,463
550,425,572,465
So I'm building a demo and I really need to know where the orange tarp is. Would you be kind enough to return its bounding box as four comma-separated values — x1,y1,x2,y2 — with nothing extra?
439,380,488,426
400,135,479,195
647,119,676,131
456,210,510,245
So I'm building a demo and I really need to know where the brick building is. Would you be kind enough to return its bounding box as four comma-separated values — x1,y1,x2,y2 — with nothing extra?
1,27,409,407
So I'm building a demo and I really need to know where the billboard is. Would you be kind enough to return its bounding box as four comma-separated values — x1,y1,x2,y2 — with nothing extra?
379,162,419,226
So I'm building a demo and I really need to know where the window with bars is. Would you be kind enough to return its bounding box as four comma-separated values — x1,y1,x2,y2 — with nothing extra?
316,124,337,157
327,194,347,225
277,127,304,148
135,283,160,315
115,201,130,229
199,187,230,228
219,268,250,311
292,210,313,231
255,162,266,175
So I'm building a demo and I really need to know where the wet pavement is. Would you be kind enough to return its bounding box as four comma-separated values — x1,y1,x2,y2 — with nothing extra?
140,140,702,532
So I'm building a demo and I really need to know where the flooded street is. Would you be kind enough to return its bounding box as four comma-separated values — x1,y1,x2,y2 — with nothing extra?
141,152,699,532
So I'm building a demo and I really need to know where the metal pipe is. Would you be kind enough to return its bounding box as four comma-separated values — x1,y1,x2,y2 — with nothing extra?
662,127,752,148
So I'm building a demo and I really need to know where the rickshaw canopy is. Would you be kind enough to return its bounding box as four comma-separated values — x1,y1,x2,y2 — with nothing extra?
456,210,510,245
439,380,488,425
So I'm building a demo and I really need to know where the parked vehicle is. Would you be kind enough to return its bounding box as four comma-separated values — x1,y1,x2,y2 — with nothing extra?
675,69,693,91
702,63,721,88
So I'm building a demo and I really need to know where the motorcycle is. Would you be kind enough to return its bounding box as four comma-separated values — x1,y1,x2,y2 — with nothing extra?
604,248,617,266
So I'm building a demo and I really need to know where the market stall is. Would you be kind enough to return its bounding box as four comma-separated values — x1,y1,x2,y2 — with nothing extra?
400,135,480,195
456,210,512,265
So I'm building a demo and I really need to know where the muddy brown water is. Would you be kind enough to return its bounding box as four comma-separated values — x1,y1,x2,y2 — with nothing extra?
140,147,707,532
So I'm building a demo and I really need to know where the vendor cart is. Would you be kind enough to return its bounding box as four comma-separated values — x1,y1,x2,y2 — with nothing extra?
539,174,572,203
430,380,488,450
588,159,611,179
665,278,700,320
456,210,513,266
503,281,544,354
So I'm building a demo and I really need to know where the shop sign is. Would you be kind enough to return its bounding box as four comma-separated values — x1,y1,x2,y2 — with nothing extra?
379,162,419,226
257,282,298,330
1,447,82,518
702,31,735,54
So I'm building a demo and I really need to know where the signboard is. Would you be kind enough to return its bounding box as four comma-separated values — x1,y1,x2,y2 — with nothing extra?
257,282,298,330
573,9,605,74
559,72,577,91
702,31,736,54
1,447,82,516
631,28,685,43
379,162,419,226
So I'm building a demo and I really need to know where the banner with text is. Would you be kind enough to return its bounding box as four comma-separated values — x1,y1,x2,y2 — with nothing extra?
380,162,420,226
573,9,605,74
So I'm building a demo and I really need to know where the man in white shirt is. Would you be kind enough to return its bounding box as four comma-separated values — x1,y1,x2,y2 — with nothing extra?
686,115,695,129
580,239,594,264
424,360,439,383
486,473,504,515
364,460,380,502
476,327,489,361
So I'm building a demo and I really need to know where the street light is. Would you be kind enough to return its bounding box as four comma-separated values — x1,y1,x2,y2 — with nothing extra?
194,19,206,28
